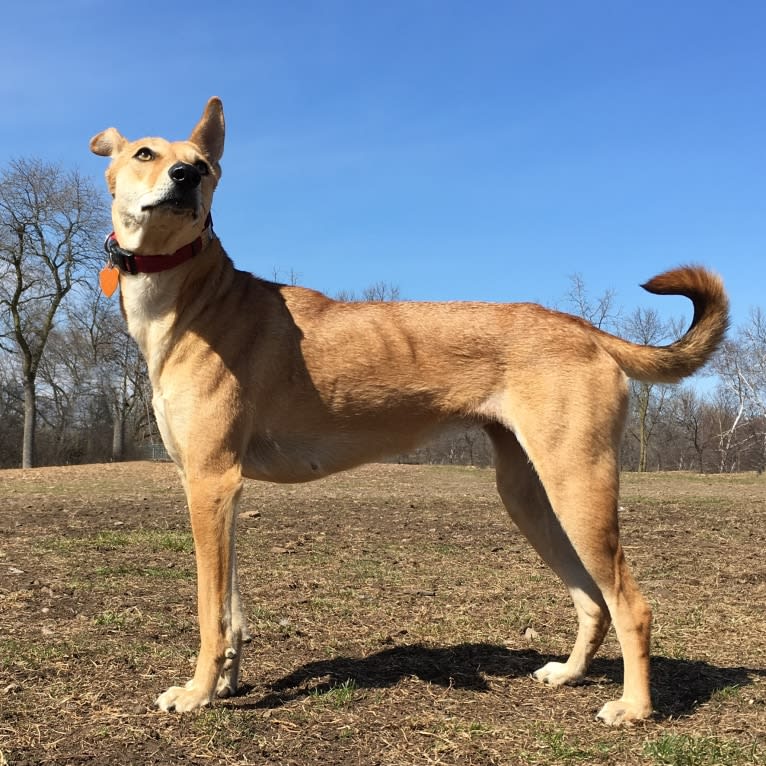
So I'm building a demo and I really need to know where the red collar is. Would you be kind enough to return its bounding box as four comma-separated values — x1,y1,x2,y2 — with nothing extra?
104,214,213,275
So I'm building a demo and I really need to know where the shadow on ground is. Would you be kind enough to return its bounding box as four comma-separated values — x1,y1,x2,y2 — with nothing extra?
235,642,764,720
640,655,765,719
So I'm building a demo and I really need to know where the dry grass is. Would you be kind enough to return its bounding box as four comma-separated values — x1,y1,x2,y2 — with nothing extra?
0,462,764,765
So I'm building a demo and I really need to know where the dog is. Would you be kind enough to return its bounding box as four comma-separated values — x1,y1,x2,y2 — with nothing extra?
90,97,728,724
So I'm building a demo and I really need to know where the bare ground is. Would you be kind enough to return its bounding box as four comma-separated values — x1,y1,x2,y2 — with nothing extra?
0,462,764,765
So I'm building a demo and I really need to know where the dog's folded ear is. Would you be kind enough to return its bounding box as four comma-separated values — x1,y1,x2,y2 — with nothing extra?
189,97,225,165
89,127,127,158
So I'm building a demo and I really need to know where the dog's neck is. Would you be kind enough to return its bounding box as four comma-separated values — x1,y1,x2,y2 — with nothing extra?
106,214,214,275
115,221,224,384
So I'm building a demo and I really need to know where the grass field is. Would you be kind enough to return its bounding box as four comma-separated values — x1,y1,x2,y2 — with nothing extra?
0,462,764,765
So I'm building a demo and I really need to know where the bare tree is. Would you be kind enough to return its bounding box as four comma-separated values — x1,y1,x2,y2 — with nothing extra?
739,308,766,414
0,347,23,465
335,281,401,302
270,267,301,286
714,309,766,471
86,296,149,461
712,340,748,471
361,281,401,302
668,386,709,472
0,158,108,467
562,272,620,330
35,289,149,462
619,308,675,471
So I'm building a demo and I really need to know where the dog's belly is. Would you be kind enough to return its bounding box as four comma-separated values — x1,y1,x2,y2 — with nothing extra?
242,424,443,483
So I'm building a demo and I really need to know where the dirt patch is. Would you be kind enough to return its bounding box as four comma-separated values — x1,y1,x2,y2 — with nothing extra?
1,463,764,764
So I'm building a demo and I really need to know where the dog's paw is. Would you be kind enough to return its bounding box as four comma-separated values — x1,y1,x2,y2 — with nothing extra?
532,661,583,687
596,698,652,726
216,675,237,699
215,646,241,698
156,682,212,712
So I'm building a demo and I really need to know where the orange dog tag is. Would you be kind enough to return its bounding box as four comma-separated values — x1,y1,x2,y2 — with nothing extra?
99,264,119,297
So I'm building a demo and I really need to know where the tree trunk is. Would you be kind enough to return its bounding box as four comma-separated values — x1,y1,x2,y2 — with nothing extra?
22,379,36,468
637,385,649,473
111,406,125,462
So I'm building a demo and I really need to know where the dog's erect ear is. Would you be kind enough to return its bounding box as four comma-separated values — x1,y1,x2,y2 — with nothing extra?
89,127,127,158
189,97,225,164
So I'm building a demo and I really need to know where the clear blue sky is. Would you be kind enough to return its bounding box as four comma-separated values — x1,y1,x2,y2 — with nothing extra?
2,1,763,328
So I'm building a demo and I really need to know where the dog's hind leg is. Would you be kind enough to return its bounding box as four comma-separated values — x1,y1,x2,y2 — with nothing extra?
492,380,653,724
156,467,244,712
487,425,611,687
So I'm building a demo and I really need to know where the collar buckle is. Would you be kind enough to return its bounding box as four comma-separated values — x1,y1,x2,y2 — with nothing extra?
104,233,138,275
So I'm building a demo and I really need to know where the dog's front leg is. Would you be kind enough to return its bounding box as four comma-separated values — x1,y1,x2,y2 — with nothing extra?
156,469,243,712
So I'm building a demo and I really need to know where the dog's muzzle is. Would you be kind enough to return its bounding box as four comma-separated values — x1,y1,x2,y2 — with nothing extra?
141,162,202,214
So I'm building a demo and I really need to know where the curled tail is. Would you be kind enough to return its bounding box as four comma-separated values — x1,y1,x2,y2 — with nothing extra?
595,265,729,384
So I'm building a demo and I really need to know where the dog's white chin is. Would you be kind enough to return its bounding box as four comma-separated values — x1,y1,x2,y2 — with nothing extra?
114,206,199,253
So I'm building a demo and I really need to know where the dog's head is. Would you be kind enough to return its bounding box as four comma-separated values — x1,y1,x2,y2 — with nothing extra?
90,97,225,254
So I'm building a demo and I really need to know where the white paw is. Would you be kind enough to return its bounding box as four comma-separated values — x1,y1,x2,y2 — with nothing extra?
156,682,212,712
215,646,241,698
533,661,583,687
216,675,237,699
596,698,652,726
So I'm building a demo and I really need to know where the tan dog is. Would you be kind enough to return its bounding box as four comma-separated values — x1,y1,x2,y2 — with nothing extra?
90,98,728,724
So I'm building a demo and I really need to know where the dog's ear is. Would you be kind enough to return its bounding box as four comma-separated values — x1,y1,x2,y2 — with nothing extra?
189,97,225,164
90,127,127,158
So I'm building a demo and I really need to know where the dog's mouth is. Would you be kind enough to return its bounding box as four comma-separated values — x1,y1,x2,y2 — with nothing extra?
141,193,199,217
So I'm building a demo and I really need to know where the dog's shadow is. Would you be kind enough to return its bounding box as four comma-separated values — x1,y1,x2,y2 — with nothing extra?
235,642,763,719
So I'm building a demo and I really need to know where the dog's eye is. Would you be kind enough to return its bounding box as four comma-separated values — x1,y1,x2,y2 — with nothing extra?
134,147,155,161
194,160,210,176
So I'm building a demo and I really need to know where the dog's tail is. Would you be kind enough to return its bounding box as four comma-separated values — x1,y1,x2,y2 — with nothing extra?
594,265,729,384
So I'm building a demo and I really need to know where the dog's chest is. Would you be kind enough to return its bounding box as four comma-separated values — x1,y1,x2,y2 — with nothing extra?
121,278,181,381
152,392,181,464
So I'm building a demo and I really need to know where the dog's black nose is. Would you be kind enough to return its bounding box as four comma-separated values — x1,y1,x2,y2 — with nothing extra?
168,162,201,188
